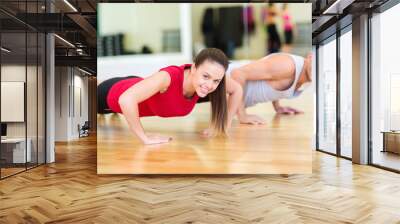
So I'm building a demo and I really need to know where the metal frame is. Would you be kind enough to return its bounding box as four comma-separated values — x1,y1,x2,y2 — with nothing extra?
367,10,373,165
36,2,39,168
370,164,400,174
44,0,47,165
25,2,28,172
0,19,2,179
315,44,319,150
336,17,341,157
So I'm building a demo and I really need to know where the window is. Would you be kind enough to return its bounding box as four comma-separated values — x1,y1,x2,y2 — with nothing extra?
371,3,400,171
0,1,46,179
339,28,352,158
317,36,337,154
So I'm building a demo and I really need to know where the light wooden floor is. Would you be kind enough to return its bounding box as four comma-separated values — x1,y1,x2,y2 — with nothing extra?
1,136,400,223
98,91,314,174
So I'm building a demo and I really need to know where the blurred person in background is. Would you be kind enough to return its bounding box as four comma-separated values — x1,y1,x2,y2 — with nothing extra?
281,3,296,53
262,3,281,54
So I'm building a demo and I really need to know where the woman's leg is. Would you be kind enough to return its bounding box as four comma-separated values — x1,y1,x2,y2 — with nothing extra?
97,76,139,114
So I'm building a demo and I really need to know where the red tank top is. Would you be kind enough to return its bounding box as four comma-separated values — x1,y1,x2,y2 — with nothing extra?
106,64,199,117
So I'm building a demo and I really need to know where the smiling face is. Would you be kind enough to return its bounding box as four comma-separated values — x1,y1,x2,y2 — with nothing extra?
191,60,226,98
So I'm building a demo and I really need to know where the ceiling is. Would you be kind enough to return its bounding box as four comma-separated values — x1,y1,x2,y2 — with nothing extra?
0,0,97,74
311,0,391,43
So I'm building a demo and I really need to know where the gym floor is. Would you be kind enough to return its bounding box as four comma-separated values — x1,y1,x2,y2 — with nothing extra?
97,90,313,174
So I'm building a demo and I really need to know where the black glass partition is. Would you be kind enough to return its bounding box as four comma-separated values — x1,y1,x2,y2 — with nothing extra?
0,0,46,179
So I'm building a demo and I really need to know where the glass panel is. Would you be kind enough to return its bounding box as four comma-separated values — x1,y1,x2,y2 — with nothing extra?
26,0,38,169
340,29,352,158
0,1,46,178
1,31,27,177
27,30,38,169
317,37,337,154
38,32,45,165
371,4,400,171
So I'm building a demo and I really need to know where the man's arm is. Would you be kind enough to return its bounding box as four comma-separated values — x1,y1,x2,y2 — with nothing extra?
231,69,265,125
272,100,281,111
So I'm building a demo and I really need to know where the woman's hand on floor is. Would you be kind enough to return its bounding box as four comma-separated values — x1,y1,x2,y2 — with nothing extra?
202,128,215,138
275,106,303,115
143,134,172,145
238,114,266,125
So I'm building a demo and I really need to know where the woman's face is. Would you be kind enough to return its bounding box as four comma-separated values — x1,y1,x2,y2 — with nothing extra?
191,60,226,98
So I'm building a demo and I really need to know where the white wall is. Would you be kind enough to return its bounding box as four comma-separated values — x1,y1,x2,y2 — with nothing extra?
54,67,89,141
55,67,70,141
98,54,188,81
98,4,192,80
72,74,89,138
1,65,29,138
1,77,24,123
1,64,46,164
99,3,180,53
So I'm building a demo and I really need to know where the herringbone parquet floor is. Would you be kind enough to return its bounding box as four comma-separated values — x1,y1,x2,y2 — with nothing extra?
1,135,400,223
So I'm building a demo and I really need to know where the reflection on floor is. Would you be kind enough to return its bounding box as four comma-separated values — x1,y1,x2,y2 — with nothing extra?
98,90,314,174
0,162,44,179
0,167,25,178
373,150,400,171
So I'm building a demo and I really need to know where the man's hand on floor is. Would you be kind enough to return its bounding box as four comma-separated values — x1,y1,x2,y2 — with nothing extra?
275,106,303,115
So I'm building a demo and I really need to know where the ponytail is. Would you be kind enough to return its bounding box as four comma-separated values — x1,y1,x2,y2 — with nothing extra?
194,48,229,136
209,76,228,135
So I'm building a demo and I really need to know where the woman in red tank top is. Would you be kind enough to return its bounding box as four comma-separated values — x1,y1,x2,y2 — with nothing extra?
98,48,243,145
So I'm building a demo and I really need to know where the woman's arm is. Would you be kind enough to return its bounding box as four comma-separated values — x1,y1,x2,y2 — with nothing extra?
118,71,171,144
225,77,243,129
